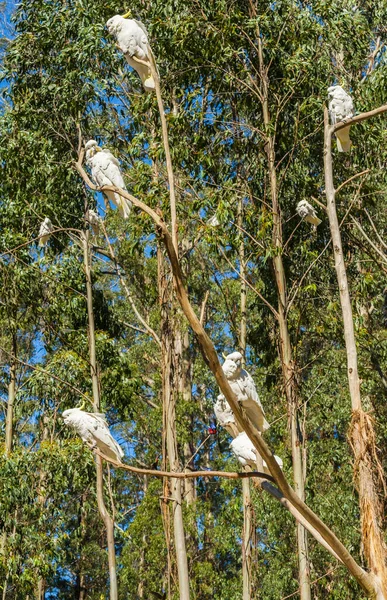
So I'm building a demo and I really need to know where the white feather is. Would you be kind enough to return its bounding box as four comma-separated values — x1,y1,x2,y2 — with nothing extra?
62,408,124,463
106,15,155,92
221,352,269,432
87,209,101,234
328,85,354,152
296,200,321,227
85,140,132,219
230,432,283,474
38,217,53,247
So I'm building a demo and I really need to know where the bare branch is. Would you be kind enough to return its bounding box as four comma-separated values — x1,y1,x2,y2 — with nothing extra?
364,209,387,251
350,216,387,264
94,449,275,482
335,170,371,195
333,104,387,133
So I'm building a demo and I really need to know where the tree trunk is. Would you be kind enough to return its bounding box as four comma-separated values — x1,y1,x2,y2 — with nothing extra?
158,246,191,600
5,334,16,454
324,108,387,597
83,231,118,600
253,17,311,598
238,198,253,600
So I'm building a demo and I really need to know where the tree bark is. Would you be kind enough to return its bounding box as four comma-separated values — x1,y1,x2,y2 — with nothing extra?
238,198,253,600
82,231,118,600
5,334,16,454
158,246,191,600
324,107,387,597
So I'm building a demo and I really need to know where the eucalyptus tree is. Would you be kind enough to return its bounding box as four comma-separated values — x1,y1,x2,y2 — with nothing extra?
1,0,387,599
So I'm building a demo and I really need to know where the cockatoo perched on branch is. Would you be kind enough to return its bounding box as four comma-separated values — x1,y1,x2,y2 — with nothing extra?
221,352,269,433
85,140,132,219
296,200,321,226
87,209,101,235
328,85,354,152
38,217,54,247
230,432,283,475
62,408,124,463
214,394,242,437
106,15,155,92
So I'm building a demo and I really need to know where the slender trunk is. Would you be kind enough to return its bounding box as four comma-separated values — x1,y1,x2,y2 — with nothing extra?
238,198,253,600
179,328,196,506
1,336,17,594
158,246,190,600
324,108,387,597
75,492,87,600
83,231,118,600
5,334,16,454
138,476,148,599
253,19,311,598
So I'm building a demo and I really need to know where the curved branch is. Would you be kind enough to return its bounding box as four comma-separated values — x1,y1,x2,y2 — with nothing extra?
94,449,274,482
335,169,370,195
75,158,375,596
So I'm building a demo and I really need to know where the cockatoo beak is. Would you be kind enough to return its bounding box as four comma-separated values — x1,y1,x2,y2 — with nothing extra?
121,10,132,18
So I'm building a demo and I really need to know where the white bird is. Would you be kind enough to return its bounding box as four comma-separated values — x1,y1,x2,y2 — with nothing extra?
106,15,155,92
328,85,354,152
207,214,220,227
230,432,283,475
214,394,243,437
296,200,321,226
221,351,269,433
62,408,124,463
85,140,132,219
87,209,101,235
38,217,54,247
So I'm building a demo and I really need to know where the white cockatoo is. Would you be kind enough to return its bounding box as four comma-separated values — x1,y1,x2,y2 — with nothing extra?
106,15,155,92
207,214,220,227
87,209,101,234
85,140,132,219
230,432,283,475
296,200,321,226
221,351,269,433
62,408,124,463
38,217,54,247
328,85,354,152
214,394,243,437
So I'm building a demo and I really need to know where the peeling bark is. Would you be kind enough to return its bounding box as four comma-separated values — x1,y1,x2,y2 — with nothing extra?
324,108,387,598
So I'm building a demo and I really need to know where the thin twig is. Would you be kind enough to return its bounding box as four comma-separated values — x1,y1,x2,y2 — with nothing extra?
364,209,387,251
335,169,370,195
350,216,387,264
218,246,279,319
0,345,91,401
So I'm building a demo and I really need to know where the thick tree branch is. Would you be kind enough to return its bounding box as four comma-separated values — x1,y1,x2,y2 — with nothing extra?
75,158,375,597
333,104,387,133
